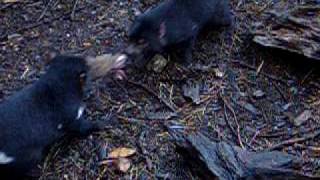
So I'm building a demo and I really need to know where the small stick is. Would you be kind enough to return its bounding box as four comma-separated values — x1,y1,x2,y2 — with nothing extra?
232,60,288,85
37,0,54,22
258,131,289,138
256,60,264,76
127,80,177,112
272,81,287,101
294,144,320,152
113,79,130,97
259,125,320,138
266,129,320,151
220,94,245,149
0,3,13,11
71,0,80,20
223,104,237,138
249,130,261,146
300,68,314,85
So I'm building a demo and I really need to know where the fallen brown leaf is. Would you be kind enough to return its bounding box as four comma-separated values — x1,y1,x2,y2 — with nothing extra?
108,147,136,158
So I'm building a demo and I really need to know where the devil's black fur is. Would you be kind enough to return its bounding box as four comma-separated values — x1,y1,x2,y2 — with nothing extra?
128,0,232,67
0,56,107,179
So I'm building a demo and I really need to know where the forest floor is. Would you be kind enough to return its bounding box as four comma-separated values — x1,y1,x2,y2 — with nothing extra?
0,0,320,179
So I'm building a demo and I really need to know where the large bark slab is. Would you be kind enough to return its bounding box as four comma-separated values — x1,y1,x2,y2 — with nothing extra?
170,130,319,180
253,6,320,60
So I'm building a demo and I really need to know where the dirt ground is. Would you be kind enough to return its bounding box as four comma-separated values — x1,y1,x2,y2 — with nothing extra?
0,0,320,179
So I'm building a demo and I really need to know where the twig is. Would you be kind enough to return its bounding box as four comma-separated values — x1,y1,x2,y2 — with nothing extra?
294,143,320,152
0,3,13,11
127,80,177,112
249,130,261,146
232,60,288,85
258,131,289,138
223,104,238,139
71,0,80,20
220,94,245,149
300,68,314,85
259,125,320,138
310,81,320,89
112,79,130,96
256,60,264,76
272,81,287,101
257,1,272,13
266,129,320,151
37,0,54,22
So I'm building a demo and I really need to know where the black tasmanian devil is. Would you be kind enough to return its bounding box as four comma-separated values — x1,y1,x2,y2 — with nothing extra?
127,0,232,68
0,53,126,179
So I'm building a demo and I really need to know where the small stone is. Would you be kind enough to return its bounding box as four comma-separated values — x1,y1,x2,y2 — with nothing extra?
183,80,201,105
148,54,169,73
253,90,265,98
7,33,22,40
294,110,312,126
214,68,224,78
282,103,293,111
212,105,221,112
244,103,259,115
109,18,115,23
133,8,141,16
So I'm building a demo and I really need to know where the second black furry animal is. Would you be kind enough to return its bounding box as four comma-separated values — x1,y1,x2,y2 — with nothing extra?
0,54,125,179
128,0,232,68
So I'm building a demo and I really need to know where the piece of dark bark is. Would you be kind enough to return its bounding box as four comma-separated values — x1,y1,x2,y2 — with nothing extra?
169,130,319,180
253,6,320,61
182,80,201,105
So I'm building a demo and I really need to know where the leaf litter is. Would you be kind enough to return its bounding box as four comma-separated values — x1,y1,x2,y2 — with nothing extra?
1,0,320,179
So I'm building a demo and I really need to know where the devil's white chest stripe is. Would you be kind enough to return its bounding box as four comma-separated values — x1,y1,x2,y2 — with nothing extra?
0,151,14,164
76,105,85,120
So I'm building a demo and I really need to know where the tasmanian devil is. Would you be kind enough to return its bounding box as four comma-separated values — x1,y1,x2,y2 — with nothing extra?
127,0,232,68
0,53,126,179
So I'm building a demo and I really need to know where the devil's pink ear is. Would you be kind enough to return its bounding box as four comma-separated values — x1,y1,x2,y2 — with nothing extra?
159,22,166,39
